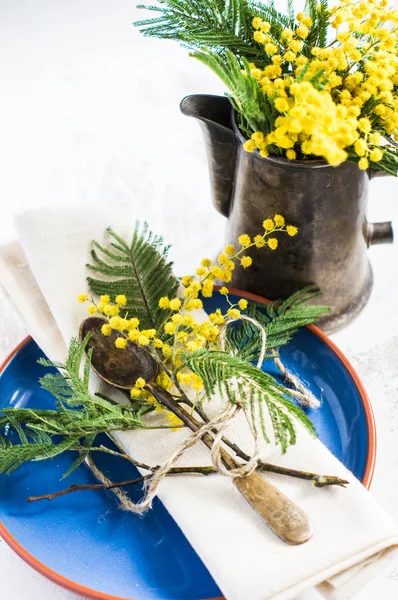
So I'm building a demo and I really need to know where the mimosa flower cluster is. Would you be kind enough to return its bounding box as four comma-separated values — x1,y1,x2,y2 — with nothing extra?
78,216,297,421
244,0,398,170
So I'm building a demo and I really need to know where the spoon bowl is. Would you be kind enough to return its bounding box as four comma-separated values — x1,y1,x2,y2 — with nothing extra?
80,317,158,389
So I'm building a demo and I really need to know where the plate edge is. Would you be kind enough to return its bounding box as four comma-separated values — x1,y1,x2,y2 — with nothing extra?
0,286,376,599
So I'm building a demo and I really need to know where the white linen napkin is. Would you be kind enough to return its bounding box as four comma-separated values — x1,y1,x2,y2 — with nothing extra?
1,206,398,600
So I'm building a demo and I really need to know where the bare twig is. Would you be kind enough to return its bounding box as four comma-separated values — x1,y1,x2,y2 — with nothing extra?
27,465,215,503
27,475,149,503
27,456,347,504
180,405,349,487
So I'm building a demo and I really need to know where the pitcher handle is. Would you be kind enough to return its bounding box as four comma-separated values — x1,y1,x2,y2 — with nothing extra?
366,168,394,246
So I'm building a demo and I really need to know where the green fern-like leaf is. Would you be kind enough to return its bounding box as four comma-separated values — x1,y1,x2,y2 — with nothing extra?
135,0,266,62
303,0,330,51
183,348,316,452
226,286,329,363
191,49,276,134
87,223,179,336
0,337,145,476
0,437,80,475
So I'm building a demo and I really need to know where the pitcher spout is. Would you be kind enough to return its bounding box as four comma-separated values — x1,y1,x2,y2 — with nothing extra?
180,94,237,218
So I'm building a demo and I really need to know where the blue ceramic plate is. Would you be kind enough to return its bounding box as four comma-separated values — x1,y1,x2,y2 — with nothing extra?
0,290,375,600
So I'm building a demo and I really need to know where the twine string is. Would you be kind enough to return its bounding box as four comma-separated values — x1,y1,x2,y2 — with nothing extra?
88,313,319,512
87,403,239,513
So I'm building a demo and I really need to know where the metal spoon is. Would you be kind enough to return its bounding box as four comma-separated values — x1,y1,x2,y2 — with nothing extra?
80,317,313,545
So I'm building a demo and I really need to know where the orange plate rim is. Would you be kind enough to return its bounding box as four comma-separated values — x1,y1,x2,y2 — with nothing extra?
0,287,376,600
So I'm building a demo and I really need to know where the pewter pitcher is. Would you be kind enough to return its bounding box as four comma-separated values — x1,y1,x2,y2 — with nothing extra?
181,94,394,332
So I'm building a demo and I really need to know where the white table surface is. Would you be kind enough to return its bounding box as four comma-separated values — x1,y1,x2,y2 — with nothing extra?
1,1,398,598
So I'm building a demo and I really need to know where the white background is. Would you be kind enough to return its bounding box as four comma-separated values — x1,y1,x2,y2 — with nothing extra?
1,1,398,599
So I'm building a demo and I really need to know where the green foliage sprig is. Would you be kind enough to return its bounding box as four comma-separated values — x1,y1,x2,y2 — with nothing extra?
87,224,179,336
135,0,330,61
227,285,329,363
182,348,316,451
135,0,398,174
0,225,327,480
0,337,145,477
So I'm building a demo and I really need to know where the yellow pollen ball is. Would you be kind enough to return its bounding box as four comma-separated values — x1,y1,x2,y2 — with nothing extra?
142,329,156,338
267,238,279,250
286,149,296,160
202,281,214,297
354,139,367,157
240,256,253,268
358,118,371,133
254,235,266,248
162,345,173,359
101,324,112,336
201,258,212,267
284,51,296,62
171,314,183,324
243,140,256,152
219,287,229,295
369,148,383,162
181,275,193,286
115,295,127,306
221,270,232,283
369,133,382,146
210,265,223,278
265,43,278,56
135,377,146,389
158,297,170,309
138,335,150,346
287,226,298,237
358,157,369,170
109,316,122,329
238,299,248,310
77,294,88,303
182,314,194,326
103,304,120,317
225,245,235,256
238,234,251,247
274,97,289,112
274,214,285,227
164,322,176,335
169,298,182,311
252,17,262,29
296,24,309,38
115,337,128,349
226,260,235,271
87,305,97,315
263,218,275,231
282,28,294,40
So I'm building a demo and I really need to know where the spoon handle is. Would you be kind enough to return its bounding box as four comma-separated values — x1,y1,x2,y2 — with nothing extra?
147,383,313,545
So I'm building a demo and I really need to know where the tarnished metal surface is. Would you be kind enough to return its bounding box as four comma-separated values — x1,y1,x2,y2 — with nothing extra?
80,317,158,388
234,471,313,545
181,94,394,332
